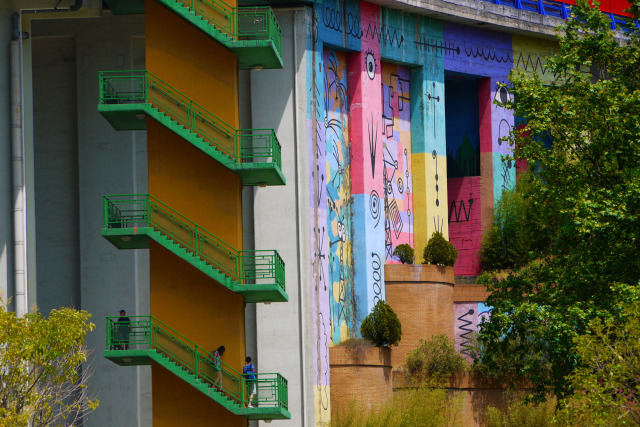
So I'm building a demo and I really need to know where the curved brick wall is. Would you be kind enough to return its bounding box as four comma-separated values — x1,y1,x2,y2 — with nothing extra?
329,346,393,416
385,264,455,369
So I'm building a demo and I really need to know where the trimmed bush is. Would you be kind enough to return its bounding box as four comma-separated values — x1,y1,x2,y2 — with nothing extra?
393,244,415,264
360,300,402,347
422,232,458,267
405,335,468,377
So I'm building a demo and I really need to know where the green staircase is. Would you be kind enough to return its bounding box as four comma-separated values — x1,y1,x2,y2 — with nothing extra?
102,194,288,303
98,70,285,186
102,0,282,69
105,316,291,420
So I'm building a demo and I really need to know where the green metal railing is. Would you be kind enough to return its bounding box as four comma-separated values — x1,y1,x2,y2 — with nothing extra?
98,70,282,169
107,316,288,410
173,0,281,58
103,194,285,290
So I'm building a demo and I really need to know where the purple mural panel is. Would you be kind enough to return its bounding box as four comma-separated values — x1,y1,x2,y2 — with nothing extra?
454,301,491,362
381,62,414,263
443,23,512,78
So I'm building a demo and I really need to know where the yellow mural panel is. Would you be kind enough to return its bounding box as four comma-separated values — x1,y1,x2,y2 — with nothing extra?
412,152,449,257
513,35,559,84
315,386,332,427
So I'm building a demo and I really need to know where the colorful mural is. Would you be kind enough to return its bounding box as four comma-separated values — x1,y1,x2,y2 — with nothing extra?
309,16,331,422
349,1,386,328
324,49,354,346
381,62,413,263
306,0,556,423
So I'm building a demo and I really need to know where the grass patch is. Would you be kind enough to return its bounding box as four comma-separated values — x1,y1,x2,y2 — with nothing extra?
331,384,464,427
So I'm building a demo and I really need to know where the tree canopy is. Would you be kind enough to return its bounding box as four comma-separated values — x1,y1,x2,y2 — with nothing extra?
476,0,640,401
0,302,98,426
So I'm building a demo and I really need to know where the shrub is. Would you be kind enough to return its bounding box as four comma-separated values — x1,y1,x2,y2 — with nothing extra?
486,395,556,427
405,335,468,377
331,384,464,427
422,232,458,267
393,244,415,264
360,300,402,347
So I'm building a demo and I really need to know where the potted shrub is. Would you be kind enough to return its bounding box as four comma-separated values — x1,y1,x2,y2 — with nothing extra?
422,232,458,267
361,300,402,347
393,244,415,264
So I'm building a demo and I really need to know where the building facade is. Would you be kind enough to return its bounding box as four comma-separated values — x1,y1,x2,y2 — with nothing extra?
0,0,633,425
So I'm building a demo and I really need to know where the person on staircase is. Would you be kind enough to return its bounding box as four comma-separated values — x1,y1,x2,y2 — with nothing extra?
243,356,257,408
210,346,226,390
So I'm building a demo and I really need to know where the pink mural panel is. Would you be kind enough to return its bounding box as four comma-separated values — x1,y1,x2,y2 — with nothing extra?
349,1,383,197
448,176,482,275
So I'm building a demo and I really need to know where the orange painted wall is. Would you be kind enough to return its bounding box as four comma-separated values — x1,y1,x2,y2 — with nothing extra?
153,359,246,427
147,120,242,246
145,0,246,424
146,0,239,127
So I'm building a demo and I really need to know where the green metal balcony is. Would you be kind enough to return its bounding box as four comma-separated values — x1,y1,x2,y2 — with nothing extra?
98,70,285,187
102,0,282,69
102,194,287,303
105,316,290,420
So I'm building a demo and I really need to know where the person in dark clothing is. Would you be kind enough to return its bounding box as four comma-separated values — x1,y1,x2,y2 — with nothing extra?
116,309,131,350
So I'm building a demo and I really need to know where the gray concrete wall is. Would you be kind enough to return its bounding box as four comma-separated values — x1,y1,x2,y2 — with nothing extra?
32,35,80,314
31,13,151,426
250,8,315,426
0,6,15,309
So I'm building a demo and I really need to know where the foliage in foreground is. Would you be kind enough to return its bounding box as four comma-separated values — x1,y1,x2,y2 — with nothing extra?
405,335,468,378
331,384,464,427
360,300,402,347
422,232,458,267
477,0,640,401
555,301,640,426
486,394,556,427
479,176,550,271
0,301,98,426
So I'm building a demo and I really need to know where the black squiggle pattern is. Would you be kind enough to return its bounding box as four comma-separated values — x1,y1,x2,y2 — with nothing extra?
370,190,381,227
346,12,362,39
414,37,459,55
322,7,343,33
371,253,382,304
449,199,475,223
364,23,404,48
457,309,475,355
316,312,330,410
514,52,549,75
464,47,513,64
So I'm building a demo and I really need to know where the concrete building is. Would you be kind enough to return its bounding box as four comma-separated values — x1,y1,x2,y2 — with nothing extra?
0,0,632,425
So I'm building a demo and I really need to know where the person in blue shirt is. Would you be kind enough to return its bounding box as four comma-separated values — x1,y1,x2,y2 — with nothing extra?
243,356,257,408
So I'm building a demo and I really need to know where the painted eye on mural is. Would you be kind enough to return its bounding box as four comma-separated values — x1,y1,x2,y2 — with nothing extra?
494,85,512,104
337,221,346,241
365,51,376,80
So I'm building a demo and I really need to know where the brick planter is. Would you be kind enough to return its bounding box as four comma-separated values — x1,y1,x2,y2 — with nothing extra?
385,264,455,369
329,345,392,417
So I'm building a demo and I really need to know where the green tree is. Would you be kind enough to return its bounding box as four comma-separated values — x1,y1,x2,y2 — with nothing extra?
556,301,640,425
0,301,98,425
476,0,640,401
360,300,402,347
479,175,550,271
